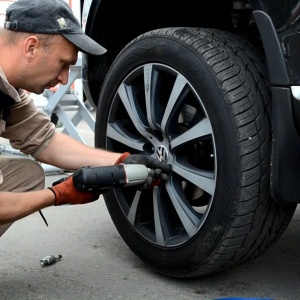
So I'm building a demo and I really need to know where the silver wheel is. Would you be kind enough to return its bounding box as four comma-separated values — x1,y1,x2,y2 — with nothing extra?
106,63,216,246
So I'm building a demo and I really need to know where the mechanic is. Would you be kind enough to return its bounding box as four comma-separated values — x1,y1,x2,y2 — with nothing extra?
0,0,171,236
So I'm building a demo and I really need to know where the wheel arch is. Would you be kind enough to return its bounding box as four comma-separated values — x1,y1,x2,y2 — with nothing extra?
82,0,254,107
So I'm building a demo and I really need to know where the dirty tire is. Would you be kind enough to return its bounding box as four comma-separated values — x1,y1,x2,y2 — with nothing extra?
95,27,296,278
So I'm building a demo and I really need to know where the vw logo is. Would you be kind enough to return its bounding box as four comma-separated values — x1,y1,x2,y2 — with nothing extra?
156,145,168,163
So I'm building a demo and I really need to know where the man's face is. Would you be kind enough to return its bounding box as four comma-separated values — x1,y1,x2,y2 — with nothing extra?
18,35,78,94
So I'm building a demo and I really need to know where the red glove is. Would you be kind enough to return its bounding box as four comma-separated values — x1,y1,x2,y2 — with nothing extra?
48,176,101,206
115,152,131,165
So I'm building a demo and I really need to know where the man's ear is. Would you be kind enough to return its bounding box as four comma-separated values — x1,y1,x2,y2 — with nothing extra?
23,35,39,61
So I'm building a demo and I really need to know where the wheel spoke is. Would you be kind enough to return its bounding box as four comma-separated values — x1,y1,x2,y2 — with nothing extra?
153,188,170,245
172,163,215,196
170,118,213,148
118,82,149,135
127,190,142,225
166,181,201,237
107,122,145,151
161,73,188,132
144,64,161,132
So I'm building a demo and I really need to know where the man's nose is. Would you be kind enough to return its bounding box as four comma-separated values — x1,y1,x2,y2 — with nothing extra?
58,68,70,85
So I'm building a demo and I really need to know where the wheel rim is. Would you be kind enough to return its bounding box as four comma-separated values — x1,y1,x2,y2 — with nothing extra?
106,63,216,247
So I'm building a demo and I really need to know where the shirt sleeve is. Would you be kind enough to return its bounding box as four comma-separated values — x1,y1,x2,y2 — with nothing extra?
0,89,56,159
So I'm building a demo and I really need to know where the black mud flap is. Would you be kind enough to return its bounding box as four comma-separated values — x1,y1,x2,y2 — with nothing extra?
271,87,300,203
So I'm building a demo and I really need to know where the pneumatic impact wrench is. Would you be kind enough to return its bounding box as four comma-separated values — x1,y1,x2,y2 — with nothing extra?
72,164,152,192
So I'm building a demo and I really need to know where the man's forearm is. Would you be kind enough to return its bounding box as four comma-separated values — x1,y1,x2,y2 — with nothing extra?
37,132,121,170
0,189,55,225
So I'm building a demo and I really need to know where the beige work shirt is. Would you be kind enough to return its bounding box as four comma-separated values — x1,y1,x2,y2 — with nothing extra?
0,67,55,159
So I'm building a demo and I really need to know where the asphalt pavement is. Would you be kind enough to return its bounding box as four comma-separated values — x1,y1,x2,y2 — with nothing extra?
0,109,299,300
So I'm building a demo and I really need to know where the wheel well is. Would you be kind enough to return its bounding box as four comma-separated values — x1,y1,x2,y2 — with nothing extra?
85,0,260,105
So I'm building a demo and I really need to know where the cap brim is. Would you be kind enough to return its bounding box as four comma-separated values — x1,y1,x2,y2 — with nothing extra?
63,33,107,56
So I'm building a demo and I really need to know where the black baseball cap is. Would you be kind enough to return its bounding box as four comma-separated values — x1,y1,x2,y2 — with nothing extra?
3,0,107,56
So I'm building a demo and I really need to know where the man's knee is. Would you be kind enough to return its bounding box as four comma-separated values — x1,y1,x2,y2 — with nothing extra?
0,157,45,237
0,157,45,192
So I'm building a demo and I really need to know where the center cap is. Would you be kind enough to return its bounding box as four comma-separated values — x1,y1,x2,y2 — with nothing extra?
156,145,168,163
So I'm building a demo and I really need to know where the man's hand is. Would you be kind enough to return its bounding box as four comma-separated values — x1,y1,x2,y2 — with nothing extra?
116,152,172,190
116,152,171,173
48,176,103,206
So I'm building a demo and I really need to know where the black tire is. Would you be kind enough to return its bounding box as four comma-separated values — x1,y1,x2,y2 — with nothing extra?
95,27,296,278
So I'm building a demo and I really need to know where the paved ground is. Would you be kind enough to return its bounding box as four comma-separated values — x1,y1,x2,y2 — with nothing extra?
0,109,299,300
